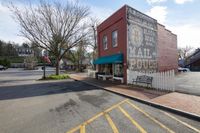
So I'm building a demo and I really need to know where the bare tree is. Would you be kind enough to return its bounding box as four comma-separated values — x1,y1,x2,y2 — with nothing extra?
86,17,100,69
178,46,193,59
8,0,89,75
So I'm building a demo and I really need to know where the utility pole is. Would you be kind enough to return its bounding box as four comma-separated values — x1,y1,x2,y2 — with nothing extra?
92,25,97,51
92,24,97,70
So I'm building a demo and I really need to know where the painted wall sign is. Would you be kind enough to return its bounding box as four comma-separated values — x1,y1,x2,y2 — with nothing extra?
127,6,158,73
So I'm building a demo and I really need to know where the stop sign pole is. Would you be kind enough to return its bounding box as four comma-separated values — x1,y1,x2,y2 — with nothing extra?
43,58,46,79
42,50,51,79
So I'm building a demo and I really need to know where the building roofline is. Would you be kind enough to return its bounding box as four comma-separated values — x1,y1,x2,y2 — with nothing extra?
97,5,176,36
126,5,157,22
98,4,157,28
186,48,200,59
158,23,177,36
97,5,126,29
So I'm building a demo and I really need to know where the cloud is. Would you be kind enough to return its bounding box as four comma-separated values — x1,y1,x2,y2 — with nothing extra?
146,0,167,4
146,0,193,4
0,0,113,44
90,6,113,22
146,6,168,24
0,4,22,43
174,0,193,4
0,4,9,12
146,6,200,49
168,24,200,48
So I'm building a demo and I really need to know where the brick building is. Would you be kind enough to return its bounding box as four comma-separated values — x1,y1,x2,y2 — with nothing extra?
157,24,178,71
94,5,178,83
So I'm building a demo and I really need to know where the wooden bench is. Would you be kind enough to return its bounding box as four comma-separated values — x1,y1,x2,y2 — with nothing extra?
98,74,113,80
132,75,153,87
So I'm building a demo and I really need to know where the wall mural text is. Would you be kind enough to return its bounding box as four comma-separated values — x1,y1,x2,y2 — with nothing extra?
127,6,158,73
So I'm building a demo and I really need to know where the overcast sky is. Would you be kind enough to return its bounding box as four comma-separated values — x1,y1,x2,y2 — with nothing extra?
0,0,199,48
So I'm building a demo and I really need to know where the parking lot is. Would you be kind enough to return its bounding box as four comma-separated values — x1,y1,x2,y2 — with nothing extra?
66,98,200,133
176,72,200,96
0,70,199,133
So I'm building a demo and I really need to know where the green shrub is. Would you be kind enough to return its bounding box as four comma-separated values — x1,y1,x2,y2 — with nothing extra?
0,56,25,63
9,56,25,63
0,58,11,67
41,74,70,80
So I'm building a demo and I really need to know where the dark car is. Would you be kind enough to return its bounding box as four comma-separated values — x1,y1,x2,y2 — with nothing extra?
0,65,7,70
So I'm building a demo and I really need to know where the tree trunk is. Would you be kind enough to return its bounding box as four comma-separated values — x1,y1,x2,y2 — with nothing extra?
56,59,60,75
77,62,80,72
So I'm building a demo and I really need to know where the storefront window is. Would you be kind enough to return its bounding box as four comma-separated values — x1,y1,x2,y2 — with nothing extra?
104,64,112,75
99,64,113,75
103,35,108,50
112,30,118,47
114,64,123,77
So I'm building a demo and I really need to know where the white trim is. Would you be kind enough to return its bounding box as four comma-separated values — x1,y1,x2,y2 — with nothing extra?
112,30,118,47
113,76,124,83
98,74,113,80
103,35,108,50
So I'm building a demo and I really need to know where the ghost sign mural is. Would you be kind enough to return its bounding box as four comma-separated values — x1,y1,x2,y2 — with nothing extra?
127,6,158,73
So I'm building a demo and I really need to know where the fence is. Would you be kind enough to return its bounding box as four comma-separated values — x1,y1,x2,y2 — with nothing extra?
127,69,175,91
87,69,97,78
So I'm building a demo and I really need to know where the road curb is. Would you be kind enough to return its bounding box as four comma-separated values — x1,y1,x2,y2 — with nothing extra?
72,77,200,122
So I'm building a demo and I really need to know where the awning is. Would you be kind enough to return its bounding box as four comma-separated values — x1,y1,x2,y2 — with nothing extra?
93,53,123,64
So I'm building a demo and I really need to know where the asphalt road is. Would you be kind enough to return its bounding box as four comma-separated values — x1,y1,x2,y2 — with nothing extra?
0,69,199,133
0,68,64,86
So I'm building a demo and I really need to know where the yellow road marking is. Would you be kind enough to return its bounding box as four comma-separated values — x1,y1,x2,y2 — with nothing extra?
66,99,128,133
162,111,200,133
85,112,104,124
67,125,81,133
80,124,86,133
126,100,175,133
104,113,119,133
118,106,147,133
104,99,129,113
86,99,128,124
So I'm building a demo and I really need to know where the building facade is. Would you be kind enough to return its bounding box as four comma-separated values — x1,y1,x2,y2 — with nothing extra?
94,5,178,83
15,45,34,57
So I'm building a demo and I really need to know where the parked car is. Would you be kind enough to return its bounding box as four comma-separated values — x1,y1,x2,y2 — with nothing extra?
0,65,7,70
178,67,190,72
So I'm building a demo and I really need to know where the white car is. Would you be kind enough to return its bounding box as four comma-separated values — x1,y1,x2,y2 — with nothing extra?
0,65,7,70
178,67,190,72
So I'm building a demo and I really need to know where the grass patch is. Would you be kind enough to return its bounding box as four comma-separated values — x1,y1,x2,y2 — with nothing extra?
39,74,70,80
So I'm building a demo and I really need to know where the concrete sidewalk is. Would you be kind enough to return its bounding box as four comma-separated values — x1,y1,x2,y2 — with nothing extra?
70,73,200,116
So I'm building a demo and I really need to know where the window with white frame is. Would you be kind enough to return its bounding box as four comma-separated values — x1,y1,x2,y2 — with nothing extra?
103,35,108,50
114,63,123,77
112,30,118,47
